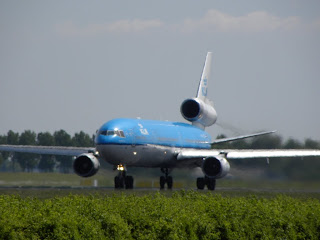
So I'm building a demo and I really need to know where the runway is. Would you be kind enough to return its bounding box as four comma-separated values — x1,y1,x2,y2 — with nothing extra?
1,185,319,196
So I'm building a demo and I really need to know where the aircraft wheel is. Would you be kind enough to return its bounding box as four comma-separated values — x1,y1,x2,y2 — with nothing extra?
197,177,205,190
206,177,216,191
167,176,173,189
160,176,166,189
125,176,134,189
114,176,119,189
114,176,124,189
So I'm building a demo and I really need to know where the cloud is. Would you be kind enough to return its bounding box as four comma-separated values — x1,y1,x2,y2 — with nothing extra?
56,9,314,37
106,19,164,33
180,10,302,33
56,19,164,37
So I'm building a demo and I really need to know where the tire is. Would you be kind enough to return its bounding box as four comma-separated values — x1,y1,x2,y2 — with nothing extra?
125,176,134,189
160,176,166,189
206,178,216,191
197,177,205,190
167,176,173,189
114,176,124,189
114,176,120,189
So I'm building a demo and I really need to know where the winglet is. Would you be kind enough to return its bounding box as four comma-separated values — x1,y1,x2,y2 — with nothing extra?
197,52,212,100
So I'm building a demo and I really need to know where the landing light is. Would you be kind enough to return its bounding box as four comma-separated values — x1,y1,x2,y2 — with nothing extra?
117,165,125,171
133,152,137,155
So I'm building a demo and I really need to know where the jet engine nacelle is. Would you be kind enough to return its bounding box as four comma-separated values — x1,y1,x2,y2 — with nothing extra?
73,153,100,178
202,156,230,179
180,98,217,127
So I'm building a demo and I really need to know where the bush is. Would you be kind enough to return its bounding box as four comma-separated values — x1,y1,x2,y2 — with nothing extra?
0,191,319,239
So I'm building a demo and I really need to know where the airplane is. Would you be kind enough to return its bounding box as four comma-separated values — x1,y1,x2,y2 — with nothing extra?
1,52,320,190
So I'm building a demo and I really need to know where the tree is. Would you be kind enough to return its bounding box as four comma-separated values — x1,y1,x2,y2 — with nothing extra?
231,139,250,149
0,134,6,144
304,138,319,149
17,130,39,172
6,130,20,171
38,132,55,146
0,135,6,168
283,138,303,149
37,132,56,172
54,130,73,173
7,130,19,145
54,130,72,146
72,131,94,147
0,154,3,169
250,134,283,149
212,134,232,149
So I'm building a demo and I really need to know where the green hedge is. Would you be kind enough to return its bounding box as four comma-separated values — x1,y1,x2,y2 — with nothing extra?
0,191,319,239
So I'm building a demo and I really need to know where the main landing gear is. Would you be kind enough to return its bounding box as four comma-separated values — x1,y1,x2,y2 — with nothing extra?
196,176,216,190
160,168,173,190
114,164,134,189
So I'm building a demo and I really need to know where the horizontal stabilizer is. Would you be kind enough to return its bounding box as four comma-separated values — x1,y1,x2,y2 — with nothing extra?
211,130,277,145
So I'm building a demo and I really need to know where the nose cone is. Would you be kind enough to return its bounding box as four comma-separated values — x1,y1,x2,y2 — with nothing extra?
95,118,139,146
95,133,105,145
95,129,120,145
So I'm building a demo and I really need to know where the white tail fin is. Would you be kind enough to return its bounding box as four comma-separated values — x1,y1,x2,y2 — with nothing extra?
196,52,212,101
180,52,217,130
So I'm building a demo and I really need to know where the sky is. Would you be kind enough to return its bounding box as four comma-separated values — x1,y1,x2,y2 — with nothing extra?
0,0,320,141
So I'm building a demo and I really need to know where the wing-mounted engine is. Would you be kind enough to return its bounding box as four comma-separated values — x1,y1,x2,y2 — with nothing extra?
201,156,230,179
180,98,217,129
73,153,100,177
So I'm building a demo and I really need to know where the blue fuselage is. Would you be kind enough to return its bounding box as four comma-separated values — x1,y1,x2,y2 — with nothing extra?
96,118,211,148
95,118,212,167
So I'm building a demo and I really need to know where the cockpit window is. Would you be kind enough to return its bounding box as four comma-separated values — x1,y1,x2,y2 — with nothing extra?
100,130,107,135
107,130,115,136
117,130,125,138
99,130,125,138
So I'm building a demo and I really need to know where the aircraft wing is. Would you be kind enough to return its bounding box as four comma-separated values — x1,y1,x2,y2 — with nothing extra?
177,149,320,161
0,144,94,156
225,149,320,159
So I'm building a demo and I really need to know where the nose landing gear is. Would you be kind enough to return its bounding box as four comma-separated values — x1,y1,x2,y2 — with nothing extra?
160,168,173,190
114,164,134,189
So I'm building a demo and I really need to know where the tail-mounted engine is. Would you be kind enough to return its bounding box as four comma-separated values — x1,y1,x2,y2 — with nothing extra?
73,153,100,177
180,98,217,128
201,156,230,179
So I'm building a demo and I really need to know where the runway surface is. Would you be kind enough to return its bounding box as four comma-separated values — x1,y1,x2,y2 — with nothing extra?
0,185,319,193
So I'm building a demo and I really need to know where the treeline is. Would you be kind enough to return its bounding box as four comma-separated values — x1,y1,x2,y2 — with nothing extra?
213,134,320,180
0,130,320,180
0,130,94,173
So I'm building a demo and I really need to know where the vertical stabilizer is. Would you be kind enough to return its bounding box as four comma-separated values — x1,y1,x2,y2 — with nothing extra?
197,52,212,101
180,52,217,130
